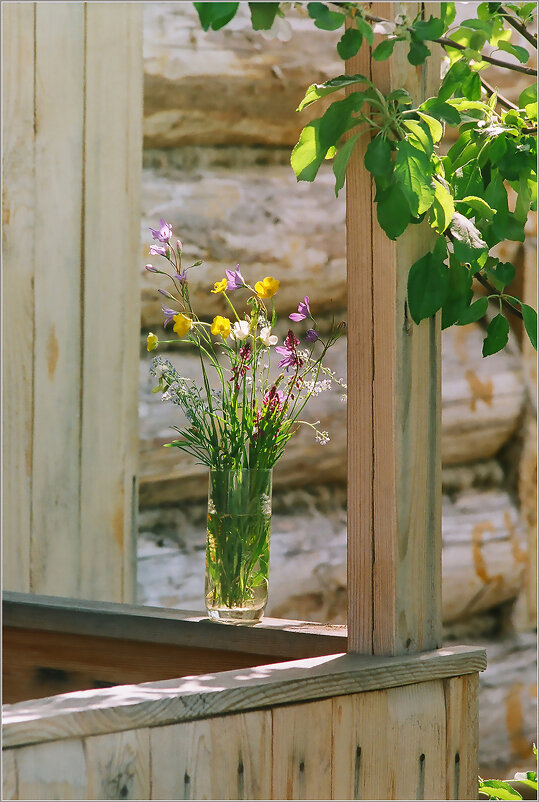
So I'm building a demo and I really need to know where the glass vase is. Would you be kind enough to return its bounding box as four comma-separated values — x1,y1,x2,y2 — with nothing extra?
205,467,272,624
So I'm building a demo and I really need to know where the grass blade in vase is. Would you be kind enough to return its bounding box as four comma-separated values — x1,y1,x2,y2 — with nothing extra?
145,219,346,623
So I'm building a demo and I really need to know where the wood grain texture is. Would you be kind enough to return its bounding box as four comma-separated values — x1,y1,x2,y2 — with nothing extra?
15,738,88,800
332,680,447,799
272,699,333,799
79,3,142,603
84,728,150,800
150,711,272,800
444,674,479,800
1,2,35,593
2,748,18,800
345,17,375,656
3,645,486,748
2,591,347,658
346,2,443,655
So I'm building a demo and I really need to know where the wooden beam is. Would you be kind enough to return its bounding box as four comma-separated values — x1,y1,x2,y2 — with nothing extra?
346,2,443,655
3,644,486,748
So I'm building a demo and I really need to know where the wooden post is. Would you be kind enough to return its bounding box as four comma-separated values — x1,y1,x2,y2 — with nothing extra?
347,2,443,655
1,3,142,603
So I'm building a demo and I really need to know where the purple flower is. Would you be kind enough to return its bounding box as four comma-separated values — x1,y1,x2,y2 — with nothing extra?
225,265,245,291
158,288,175,300
145,264,158,273
149,244,167,257
275,330,302,371
174,270,187,283
305,329,319,343
289,296,311,322
150,218,172,243
162,305,176,327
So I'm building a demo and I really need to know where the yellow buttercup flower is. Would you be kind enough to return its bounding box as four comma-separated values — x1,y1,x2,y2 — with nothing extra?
146,332,158,351
211,278,228,294
255,276,280,299
173,313,192,339
211,315,231,338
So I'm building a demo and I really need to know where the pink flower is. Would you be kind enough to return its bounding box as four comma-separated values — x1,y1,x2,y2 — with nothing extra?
150,218,172,243
289,296,311,322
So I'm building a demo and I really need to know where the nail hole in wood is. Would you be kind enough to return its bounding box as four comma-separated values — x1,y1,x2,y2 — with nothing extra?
120,785,128,798
299,760,305,773
354,746,362,799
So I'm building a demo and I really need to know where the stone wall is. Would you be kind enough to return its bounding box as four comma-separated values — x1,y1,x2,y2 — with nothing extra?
138,2,537,776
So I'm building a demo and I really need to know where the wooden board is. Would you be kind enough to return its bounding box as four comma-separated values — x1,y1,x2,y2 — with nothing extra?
333,680,447,799
346,2,442,656
1,2,35,593
3,645,486,748
2,748,17,800
84,728,150,800
272,699,333,799
79,3,142,603
150,711,272,800
444,675,479,800
15,738,88,801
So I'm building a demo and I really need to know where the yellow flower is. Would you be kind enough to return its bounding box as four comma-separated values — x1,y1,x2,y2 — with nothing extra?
146,332,158,352
173,313,192,339
255,276,280,299
211,278,228,294
211,315,231,338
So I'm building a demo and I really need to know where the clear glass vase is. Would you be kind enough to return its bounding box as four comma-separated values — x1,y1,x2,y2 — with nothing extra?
205,467,272,624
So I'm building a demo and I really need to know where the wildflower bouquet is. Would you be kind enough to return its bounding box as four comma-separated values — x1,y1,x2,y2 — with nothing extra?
146,219,345,622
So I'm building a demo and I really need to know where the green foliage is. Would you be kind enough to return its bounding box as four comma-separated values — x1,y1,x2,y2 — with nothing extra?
193,0,538,357
478,779,523,800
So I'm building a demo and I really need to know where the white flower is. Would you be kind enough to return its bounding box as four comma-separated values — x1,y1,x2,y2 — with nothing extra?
259,325,278,347
372,20,396,34
260,15,292,42
230,320,250,341
315,430,330,446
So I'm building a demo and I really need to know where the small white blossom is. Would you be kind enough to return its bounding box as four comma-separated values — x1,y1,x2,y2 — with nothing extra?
230,320,250,341
315,430,330,446
372,20,396,34
259,14,292,42
259,325,278,347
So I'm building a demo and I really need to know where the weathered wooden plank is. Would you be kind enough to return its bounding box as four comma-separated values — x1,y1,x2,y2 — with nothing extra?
2,747,18,800
2,626,286,705
272,699,333,799
345,20,374,656
79,3,142,603
1,2,35,593
84,728,150,800
31,2,84,597
150,711,272,800
3,645,486,748
15,739,88,800
347,1,442,656
444,674,479,800
332,681,447,799
2,591,347,658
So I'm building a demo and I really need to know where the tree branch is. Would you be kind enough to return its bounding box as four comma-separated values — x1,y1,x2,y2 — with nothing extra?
499,5,538,49
479,76,518,110
473,273,523,320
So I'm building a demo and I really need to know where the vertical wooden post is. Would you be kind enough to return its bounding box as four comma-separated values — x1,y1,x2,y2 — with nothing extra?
347,2,442,655
2,3,142,603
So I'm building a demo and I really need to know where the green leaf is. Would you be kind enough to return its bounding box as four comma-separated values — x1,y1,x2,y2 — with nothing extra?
482,315,510,357
441,3,456,28
407,247,449,324
457,296,488,325
522,304,537,350
297,74,369,112
421,99,461,126
403,120,433,155
417,111,443,142
333,134,359,196
412,15,445,40
307,2,345,30
497,40,530,64
291,120,327,182
442,262,473,328
408,37,431,65
364,136,393,177
372,38,396,61
450,212,488,262
337,27,363,60
194,2,239,31
394,140,435,215
248,3,279,30
485,260,515,290
431,181,455,233
376,183,412,240
356,15,374,45
460,17,493,34
478,779,523,799
457,196,497,219
519,83,537,108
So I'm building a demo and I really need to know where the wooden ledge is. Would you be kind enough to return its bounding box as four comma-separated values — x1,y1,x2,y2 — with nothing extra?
3,644,486,749
2,591,347,659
